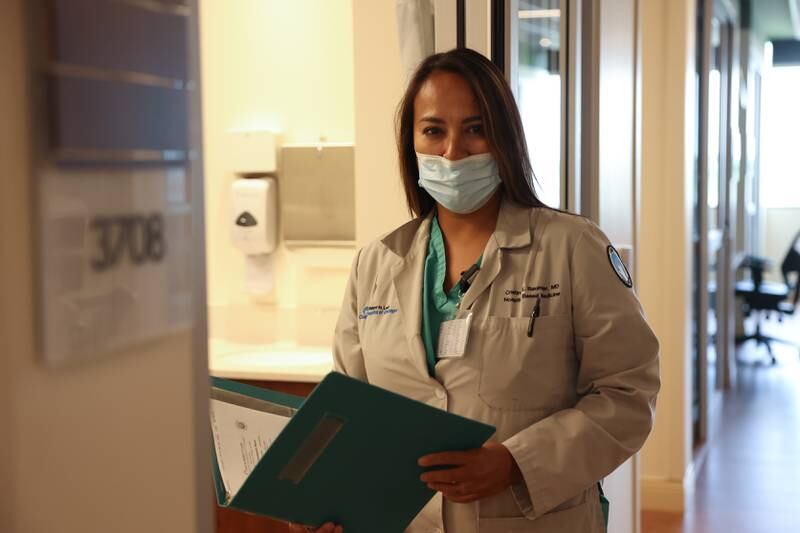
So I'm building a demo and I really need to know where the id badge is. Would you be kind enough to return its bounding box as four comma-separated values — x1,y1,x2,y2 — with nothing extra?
437,312,472,358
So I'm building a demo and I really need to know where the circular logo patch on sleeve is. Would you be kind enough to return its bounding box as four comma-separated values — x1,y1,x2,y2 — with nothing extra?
607,245,633,288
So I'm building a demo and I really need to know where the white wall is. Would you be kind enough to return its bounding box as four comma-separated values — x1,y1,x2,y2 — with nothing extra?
638,0,696,513
200,0,357,346
761,208,800,283
596,2,639,530
352,0,413,246
0,1,210,531
598,0,636,248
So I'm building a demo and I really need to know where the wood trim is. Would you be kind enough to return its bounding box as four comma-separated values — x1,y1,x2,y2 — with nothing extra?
236,379,317,397
641,477,687,512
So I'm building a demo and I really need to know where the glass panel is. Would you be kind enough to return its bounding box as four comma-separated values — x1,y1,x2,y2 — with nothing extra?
708,18,722,232
517,0,562,209
707,17,725,398
692,2,703,439
760,64,800,209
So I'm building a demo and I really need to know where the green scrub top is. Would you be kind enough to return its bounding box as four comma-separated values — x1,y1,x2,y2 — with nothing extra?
421,216,482,377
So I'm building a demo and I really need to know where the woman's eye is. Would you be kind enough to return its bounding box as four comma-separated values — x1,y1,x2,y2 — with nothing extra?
466,124,484,135
422,127,442,136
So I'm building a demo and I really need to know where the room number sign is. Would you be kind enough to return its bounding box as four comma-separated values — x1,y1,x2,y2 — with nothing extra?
89,213,167,272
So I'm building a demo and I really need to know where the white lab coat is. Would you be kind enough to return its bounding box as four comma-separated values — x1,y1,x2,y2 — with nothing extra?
333,196,660,532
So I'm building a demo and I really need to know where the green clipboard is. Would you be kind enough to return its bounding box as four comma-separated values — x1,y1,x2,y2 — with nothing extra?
210,372,496,533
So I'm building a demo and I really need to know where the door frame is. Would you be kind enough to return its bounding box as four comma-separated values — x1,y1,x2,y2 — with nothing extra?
695,0,739,446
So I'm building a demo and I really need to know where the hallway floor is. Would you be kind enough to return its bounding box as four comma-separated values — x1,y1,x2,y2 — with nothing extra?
642,311,800,533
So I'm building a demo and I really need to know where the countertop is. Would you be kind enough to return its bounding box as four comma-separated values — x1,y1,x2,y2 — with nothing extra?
208,339,333,382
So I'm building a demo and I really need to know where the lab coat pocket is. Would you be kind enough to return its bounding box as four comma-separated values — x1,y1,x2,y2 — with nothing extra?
476,314,575,411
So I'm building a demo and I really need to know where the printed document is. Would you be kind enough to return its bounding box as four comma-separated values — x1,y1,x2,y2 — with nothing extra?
210,398,289,499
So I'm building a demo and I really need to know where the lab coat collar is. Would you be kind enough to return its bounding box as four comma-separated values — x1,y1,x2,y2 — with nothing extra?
388,215,435,383
379,213,432,259
379,193,532,259
493,195,534,250
380,195,535,383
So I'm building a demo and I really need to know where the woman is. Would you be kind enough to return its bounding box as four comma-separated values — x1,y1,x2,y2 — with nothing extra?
294,47,659,533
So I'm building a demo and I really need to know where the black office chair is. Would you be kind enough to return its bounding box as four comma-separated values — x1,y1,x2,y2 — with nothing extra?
780,230,800,310
735,231,800,364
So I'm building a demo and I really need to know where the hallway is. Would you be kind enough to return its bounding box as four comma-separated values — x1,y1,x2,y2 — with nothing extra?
643,312,800,532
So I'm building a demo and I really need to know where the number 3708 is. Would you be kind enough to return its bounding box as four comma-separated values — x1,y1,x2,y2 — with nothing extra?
89,213,166,272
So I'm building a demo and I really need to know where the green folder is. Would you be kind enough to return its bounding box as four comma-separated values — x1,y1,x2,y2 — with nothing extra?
210,371,496,532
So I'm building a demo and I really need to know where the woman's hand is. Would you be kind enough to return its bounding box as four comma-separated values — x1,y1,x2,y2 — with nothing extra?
418,442,524,503
287,521,342,533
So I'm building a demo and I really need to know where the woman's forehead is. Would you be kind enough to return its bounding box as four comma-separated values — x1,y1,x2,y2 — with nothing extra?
414,71,480,118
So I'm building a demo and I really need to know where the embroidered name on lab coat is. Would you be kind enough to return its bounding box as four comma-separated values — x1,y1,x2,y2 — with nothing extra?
503,284,561,303
358,305,399,320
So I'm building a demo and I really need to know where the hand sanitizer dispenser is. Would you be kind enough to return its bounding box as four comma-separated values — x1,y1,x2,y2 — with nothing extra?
231,177,278,294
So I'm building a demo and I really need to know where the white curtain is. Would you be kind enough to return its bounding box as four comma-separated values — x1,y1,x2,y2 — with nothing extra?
395,0,435,82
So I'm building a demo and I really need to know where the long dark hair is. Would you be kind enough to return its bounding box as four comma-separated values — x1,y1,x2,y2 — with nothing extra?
395,48,544,217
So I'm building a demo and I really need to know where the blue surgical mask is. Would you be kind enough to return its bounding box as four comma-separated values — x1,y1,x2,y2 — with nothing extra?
416,152,502,214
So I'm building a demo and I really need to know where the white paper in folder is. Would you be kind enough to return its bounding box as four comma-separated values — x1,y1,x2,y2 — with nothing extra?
209,399,289,498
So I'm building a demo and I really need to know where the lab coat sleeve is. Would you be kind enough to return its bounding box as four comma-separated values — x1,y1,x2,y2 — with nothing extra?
332,248,368,380
502,221,660,517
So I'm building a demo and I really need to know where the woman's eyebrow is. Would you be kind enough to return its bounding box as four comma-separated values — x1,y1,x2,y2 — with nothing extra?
418,115,483,124
418,116,445,124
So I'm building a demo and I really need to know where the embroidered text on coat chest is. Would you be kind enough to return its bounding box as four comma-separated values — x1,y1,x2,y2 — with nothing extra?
503,283,562,303
358,305,399,320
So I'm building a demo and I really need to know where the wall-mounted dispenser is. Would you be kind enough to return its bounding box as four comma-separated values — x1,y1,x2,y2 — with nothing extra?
280,143,355,244
226,130,280,295
231,177,278,295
